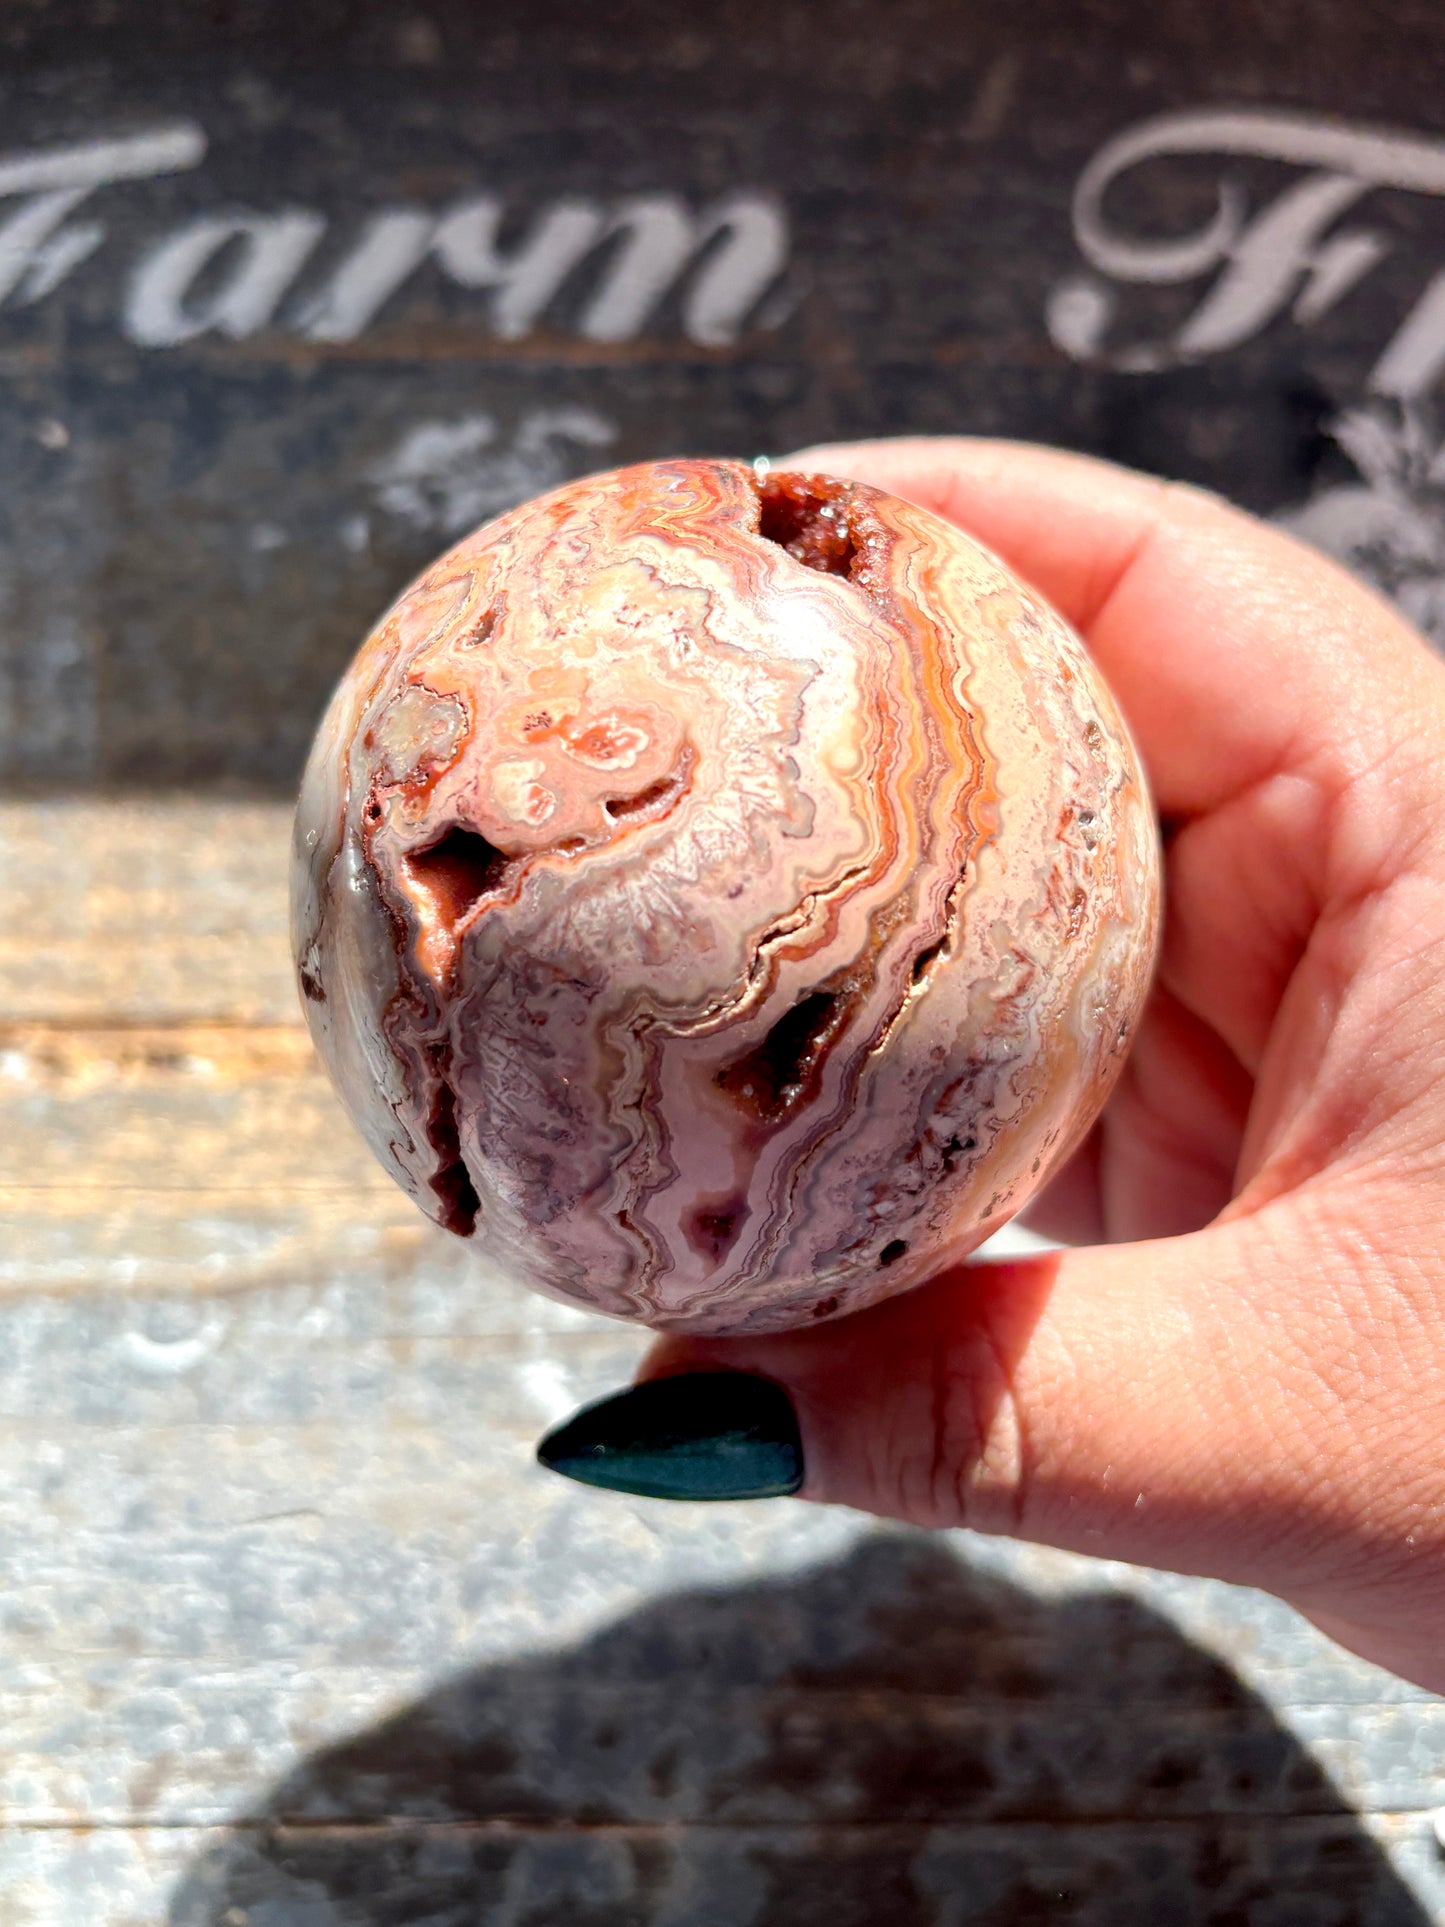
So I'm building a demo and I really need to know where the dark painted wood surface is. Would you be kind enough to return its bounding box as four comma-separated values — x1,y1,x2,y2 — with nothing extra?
4,0,1445,788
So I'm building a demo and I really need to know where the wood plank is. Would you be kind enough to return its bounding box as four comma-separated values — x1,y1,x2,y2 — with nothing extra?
171,1815,1440,1926
5,1653,1444,1829
0,1188,421,1297
4,1814,1441,1927
0,1022,386,1195
2,795,1444,1926
1,1371,1442,1824
0,803,298,1026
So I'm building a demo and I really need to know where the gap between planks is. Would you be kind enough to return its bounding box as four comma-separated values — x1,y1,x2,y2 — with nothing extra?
6,1811,1434,1836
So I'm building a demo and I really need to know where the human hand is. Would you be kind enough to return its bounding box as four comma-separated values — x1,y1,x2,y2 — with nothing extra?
538,438,1445,1695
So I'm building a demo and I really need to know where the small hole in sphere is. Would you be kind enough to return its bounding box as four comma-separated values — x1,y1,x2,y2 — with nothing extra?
683,1194,747,1262
880,1239,908,1267
756,471,871,588
423,1072,480,1239
812,1295,840,1319
604,768,685,821
911,936,946,985
407,825,512,927
716,989,842,1120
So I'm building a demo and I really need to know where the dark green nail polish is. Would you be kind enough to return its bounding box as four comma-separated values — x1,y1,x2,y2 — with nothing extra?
536,1371,803,1501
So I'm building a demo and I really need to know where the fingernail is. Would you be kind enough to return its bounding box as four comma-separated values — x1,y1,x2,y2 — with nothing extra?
536,1371,803,1501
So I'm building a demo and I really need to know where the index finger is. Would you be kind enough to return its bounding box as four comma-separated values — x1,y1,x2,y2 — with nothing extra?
783,437,1440,821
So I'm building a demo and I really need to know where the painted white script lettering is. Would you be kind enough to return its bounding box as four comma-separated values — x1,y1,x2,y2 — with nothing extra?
0,124,789,349
0,125,206,307
1049,108,1445,398
126,211,328,344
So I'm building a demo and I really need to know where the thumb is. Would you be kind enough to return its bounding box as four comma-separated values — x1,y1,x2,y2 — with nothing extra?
624,1199,1403,1606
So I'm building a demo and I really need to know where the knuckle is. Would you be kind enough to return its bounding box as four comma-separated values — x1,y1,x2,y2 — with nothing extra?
858,1325,1035,1534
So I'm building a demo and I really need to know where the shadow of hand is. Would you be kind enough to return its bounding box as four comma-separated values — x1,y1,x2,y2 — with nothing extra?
169,1533,1426,1926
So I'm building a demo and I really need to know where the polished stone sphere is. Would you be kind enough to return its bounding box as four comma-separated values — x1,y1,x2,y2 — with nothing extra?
292,459,1161,1332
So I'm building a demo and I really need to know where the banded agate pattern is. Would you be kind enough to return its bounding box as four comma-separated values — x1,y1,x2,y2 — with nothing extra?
292,459,1160,1333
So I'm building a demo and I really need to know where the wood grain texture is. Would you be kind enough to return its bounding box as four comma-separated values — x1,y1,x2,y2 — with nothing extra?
2,796,1444,1925
0,803,300,1025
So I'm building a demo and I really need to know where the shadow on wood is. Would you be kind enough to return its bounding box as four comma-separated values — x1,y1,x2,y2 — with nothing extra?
167,1531,1427,1925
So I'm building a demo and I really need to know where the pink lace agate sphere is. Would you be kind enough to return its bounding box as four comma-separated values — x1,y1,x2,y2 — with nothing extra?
292,459,1161,1333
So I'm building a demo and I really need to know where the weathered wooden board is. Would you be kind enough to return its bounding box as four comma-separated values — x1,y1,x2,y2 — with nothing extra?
0,803,297,1025
3,1812,1438,1927
4,1,1445,790
1,799,1444,1924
